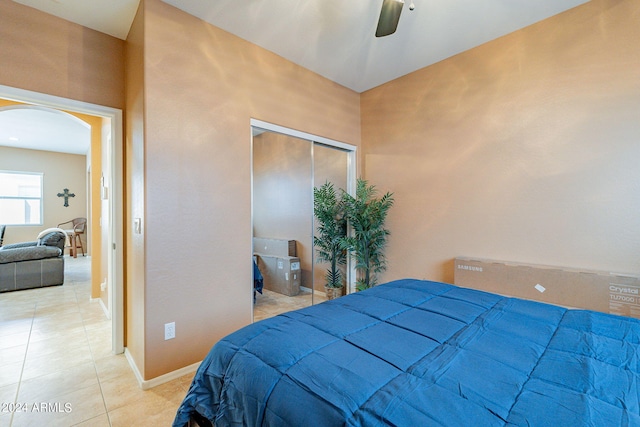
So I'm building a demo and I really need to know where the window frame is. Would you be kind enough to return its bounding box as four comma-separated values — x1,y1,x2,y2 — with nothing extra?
0,170,44,226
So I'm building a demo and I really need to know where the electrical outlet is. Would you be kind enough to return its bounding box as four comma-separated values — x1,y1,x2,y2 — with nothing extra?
164,322,176,340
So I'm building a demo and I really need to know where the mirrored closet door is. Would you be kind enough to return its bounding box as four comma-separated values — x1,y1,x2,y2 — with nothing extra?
251,120,356,322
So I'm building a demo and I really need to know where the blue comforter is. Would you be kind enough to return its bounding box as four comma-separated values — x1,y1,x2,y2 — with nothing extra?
173,279,640,426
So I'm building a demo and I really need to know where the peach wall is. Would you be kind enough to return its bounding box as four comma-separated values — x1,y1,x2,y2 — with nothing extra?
0,0,125,110
64,112,104,299
136,0,360,379
125,2,146,376
361,0,640,285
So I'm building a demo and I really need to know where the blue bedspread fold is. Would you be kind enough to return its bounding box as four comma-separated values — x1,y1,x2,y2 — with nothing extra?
174,279,640,427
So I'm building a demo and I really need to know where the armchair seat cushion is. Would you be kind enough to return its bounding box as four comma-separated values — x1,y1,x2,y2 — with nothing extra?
0,230,65,292
0,246,62,264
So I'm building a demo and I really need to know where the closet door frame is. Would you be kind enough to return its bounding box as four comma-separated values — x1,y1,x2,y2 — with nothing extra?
250,118,357,312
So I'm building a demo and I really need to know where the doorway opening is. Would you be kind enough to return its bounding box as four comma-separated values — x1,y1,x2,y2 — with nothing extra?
251,119,356,322
0,84,124,354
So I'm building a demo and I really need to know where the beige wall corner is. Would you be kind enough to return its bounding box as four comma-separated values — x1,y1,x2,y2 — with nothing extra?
124,0,146,381
361,0,640,285
136,0,361,380
0,0,125,110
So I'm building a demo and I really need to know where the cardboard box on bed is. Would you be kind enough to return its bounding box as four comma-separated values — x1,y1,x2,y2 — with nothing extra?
253,237,296,257
255,254,301,297
454,257,640,319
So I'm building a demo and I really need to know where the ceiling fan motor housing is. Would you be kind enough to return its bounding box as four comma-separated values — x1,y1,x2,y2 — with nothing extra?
376,0,404,37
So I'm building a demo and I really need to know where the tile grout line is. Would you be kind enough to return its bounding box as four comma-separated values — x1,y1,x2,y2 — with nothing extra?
74,260,113,427
67,258,111,427
8,300,37,427
3,256,188,426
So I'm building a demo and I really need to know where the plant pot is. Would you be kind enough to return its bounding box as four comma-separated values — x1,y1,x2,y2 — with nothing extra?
324,286,343,300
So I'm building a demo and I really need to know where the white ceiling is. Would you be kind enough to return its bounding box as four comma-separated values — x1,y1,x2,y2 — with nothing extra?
14,0,590,92
161,0,588,93
5,0,589,154
0,106,90,155
12,0,140,40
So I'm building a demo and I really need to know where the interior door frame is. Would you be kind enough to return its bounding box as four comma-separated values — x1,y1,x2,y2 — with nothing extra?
250,118,357,310
0,84,125,354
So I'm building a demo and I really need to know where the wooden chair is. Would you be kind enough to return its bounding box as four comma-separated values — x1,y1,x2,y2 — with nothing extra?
57,218,86,258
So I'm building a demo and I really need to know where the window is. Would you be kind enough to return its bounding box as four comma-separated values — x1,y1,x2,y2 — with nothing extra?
0,171,43,225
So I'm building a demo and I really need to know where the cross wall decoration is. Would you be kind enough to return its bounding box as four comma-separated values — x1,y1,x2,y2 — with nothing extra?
57,188,75,207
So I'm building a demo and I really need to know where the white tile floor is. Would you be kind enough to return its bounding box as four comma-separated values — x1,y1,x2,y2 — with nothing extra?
0,256,193,426
0,256,329,426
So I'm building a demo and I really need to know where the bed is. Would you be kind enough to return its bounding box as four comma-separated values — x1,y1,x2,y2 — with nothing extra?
173,278,640,426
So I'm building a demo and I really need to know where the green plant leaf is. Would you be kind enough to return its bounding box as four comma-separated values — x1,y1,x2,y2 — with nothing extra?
340,178,394,289
313,181,348,288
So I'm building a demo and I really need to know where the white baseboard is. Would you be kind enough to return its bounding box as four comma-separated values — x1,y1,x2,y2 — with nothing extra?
90,296,110,319
124,348,200,390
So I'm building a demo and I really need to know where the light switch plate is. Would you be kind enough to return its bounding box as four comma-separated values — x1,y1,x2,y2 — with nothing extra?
165,322,175,340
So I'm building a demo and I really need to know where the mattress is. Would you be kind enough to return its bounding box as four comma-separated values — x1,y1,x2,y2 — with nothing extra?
173,279,640,426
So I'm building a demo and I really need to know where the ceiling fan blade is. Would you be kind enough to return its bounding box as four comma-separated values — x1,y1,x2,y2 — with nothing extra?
375,0,404,37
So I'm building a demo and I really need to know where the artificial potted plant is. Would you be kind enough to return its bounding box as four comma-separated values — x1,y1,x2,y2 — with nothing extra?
313,181,348,300
341,178,394,291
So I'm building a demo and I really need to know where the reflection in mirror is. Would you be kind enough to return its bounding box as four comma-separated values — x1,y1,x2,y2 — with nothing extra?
312,143,349,299
252,128,314,322
251,125,354,323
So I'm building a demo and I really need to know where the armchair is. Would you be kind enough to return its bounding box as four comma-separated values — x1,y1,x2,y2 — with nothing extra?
57,218,86,257
0,230,66,292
